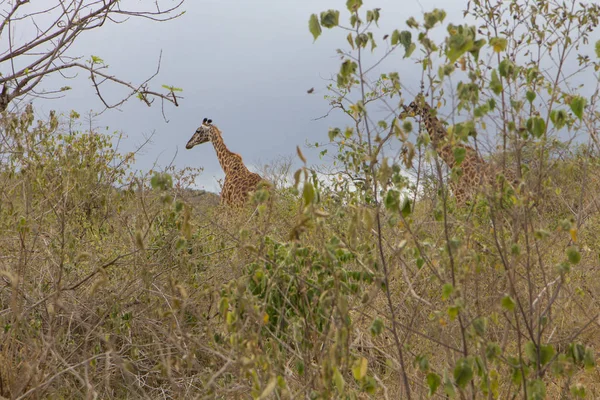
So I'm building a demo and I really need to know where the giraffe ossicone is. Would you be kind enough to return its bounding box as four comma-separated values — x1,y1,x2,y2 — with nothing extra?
186,118,264,206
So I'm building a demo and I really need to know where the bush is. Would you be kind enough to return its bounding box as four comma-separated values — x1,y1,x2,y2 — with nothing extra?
2,0,600,398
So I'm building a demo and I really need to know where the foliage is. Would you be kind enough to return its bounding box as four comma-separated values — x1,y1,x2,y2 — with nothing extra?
1,0,600,399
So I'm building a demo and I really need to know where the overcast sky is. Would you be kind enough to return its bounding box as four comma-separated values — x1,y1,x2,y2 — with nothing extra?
18,0,466,192
12,0,600,192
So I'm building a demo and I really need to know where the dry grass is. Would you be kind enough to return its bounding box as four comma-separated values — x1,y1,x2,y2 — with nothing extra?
0,110,599,399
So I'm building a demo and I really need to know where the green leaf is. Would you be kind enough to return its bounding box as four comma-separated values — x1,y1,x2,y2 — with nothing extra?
526,379,546,400
366,9,380,25
302,182,315,206
469,39,486,61
595,40,600,58
346,33,355,50
150,173,173,191
453,147,466,165
296,360,305,375
175,238,186,251
526,90,536,103
583,348,596,370
569,343,586,363
570,96,586,120
539,344,555,366
384,189,400,211
555,262,570,274
308,14,322,41
400,197,412,217
346,0,362,12
426,372,441,396
525,341,537,363
526,67,539,84
489,70,503,95
511,243,521,255
370,318,384,336
447,305,459,321
489,37,507,52
406,17,419,29
534,118,543,137
362,376,377,394
439,64,455,78
498,58,515,78
405,43,416,59
416,355,429,371
391,30,413,57
567,246,581,264
333,367,345,394
161,84,183,92
485,343,501,360
391,29,401,46
91,55,104,64
511,361,524,386
501,295,515,311
339,59,357,77
424,9,446,29
355,33,368,48
526,116,546,138
511,99,523,112
328,127,341,141
320,10,340,28
416,257,425,269
472,317,487,336
352,357,368,380
453,358,473,389
442,283,454,300
399,31,412,52
550,109,568,130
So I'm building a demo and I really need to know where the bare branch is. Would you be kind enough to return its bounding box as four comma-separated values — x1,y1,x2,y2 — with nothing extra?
0,0,185,113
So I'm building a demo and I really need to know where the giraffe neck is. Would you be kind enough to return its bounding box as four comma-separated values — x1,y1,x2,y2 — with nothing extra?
437,143,458,168
419,105,484,170
210,131,247,176
419,106,447,147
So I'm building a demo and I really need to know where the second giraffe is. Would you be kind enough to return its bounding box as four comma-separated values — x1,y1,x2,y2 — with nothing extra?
399,94,513,205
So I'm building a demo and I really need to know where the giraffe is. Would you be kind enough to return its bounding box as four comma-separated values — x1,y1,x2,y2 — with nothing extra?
399,94,515,205
186,118,264,206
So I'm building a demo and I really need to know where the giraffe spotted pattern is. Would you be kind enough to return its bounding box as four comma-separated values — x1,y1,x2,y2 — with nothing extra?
186,118,264,206
400,94,517,205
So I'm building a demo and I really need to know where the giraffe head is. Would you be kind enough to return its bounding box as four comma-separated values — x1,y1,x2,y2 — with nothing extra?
186,118,218,149
399,93,428,119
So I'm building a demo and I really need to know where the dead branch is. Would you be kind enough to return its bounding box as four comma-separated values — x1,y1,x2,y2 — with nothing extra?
0,0,185,113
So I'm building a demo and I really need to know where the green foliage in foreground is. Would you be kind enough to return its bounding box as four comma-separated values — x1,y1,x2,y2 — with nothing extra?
2,0,600,398
0,103,598,399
